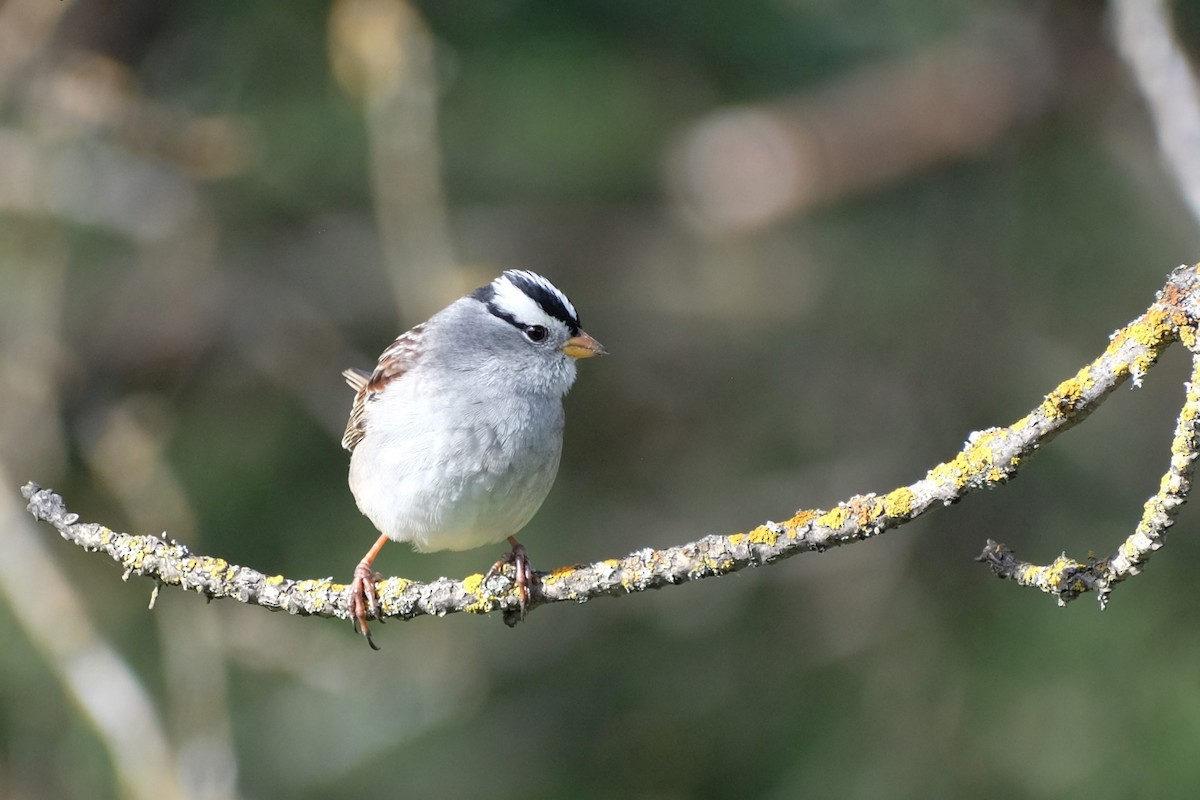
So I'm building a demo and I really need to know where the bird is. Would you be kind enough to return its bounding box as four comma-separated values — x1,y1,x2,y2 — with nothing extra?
341,269,605,648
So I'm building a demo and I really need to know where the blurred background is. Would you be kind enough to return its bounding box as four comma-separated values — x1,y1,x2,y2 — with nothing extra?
3,0,1200,798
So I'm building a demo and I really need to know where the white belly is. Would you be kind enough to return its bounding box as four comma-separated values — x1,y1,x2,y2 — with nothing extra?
348,394,564,552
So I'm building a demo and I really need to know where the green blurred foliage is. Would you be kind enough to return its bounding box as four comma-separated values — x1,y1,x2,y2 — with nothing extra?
4,1,1200,799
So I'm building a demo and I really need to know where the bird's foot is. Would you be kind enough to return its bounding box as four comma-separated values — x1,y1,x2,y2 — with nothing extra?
347,560,383,650
486,536,535,619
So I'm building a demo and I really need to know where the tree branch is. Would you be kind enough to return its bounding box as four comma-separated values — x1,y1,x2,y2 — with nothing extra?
1114,0,1200,230
976,339,1200,606
21,264,1200,626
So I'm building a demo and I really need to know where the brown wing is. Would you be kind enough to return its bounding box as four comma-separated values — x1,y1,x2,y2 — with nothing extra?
341,323,425,452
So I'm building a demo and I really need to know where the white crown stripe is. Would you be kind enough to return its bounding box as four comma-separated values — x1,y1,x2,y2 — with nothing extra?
489,273,555,329
501,270,579,323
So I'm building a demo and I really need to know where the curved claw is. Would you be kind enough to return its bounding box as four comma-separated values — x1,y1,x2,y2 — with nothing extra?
348,560,382,650
486,536,535,618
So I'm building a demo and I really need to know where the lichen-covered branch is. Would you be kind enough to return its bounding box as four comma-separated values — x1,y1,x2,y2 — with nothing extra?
976,346,1200,606
21,264,1200,627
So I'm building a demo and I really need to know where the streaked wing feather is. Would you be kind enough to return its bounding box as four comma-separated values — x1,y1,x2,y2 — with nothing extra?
341,324,425,452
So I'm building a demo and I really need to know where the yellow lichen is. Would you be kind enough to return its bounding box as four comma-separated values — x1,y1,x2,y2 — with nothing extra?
1132,353,1156,378
747,525,779,547
542,565,583,585
125,544,153,570
376,577,411,600
960,448,988,480
1017,563,1043,586
946,430,1020,485
296,578,332,592
1034,556,1082,591
882,487,917,518
1128,307,1178,349
1040,374,1088,420
1117,537,1142,564
817,506,850,530
847,495,884,527
461,573,502,614
929,457,967,489
785,510,818,532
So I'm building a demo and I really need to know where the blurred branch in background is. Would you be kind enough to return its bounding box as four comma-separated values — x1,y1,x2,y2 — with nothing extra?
22,265,1200,633
0,5,230,795
1114,0,1200,231
0,467,187,800
0,4,267,799
666,15,1056,235
0,199,186,797
0,0,69,95
329,0,460,320
0,3,474,794
5,0,1200,797
77,398,238,800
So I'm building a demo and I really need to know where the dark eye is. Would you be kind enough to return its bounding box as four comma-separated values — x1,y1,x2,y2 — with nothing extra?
524,325,548,342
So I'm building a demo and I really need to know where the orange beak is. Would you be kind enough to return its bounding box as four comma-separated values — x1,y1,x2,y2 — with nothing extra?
562,330,607,359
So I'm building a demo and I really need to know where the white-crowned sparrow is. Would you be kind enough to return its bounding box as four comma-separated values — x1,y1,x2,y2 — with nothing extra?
341,270,605,647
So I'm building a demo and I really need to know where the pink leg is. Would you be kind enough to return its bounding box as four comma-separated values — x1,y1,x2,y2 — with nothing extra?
347,533,389,650
487,535,535,617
